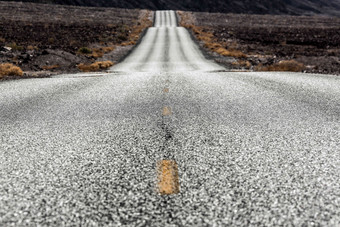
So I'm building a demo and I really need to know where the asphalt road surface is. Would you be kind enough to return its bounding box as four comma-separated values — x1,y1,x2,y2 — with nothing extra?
1,10,340,226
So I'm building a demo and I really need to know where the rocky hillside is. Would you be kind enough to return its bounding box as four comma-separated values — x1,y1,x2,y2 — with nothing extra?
3,0,340,16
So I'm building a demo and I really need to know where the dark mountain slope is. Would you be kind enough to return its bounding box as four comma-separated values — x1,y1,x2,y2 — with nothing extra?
4,0,340,16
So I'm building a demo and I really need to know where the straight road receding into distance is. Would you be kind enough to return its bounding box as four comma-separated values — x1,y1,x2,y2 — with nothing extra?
112,10,224,72
1,10,340,226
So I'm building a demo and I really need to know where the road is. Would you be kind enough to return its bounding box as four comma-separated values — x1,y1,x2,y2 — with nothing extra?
1,10,340,226
113,10,224,72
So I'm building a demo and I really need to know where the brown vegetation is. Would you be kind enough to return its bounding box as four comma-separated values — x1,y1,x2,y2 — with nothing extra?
41,65,60,70
255,60,305,72
90,46,115,59
232,60,252,69
0,63,24,78
27,45,38,50
77,61,114,72
215,47,247,58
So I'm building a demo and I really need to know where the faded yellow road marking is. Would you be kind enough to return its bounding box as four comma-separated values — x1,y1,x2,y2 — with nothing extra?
163,88,169,93
157,160,180,195
162,106,172,116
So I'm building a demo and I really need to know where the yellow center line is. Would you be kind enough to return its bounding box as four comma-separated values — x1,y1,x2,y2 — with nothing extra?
157,160,180,195
162,106,172,116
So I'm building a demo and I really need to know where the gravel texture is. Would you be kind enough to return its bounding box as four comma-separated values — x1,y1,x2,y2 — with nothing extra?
1,71,340,226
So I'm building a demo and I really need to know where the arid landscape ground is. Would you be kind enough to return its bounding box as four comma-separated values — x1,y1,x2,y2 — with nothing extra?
1,1,340,79
0,2,152,79
1,2,340,226
179,11,340,75
7,0,340,17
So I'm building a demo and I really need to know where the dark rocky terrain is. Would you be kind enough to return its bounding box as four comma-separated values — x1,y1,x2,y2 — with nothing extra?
0,2,151,78
4,0,340,16
0,2,152,77
181,12,340,75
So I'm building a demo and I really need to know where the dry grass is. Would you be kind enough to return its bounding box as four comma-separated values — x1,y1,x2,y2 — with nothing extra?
232,60,252,69
178,11,247,59
91,49,105,59
0,63,24,77
27,45,38,50
255,60,305,72
77,61,114,72
41,65,60,70
216,47,248,58
77,46,115,59
92,46,115,58
101,46,115,53
121,41,136,46
204,42,221,50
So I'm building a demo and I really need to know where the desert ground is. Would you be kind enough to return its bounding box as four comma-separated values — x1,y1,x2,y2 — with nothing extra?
0,2,152,79
179,11,340,75
1,2,340,79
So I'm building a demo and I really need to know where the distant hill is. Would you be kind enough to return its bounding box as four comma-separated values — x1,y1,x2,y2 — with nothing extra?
3,0,340,16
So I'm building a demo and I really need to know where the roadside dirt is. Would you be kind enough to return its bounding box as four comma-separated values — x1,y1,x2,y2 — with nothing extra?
0,2,152,79
179,11,340,75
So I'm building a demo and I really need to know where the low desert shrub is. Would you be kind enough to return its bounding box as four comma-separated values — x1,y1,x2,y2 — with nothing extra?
216,48,248,58
77,61,114,72
92,50,104,59
232,60,251,69
78,63,99,72
121,41,136,46
204,42,222,50
102,46,115,53
8,42,24,51
90,46,115,59
27,45,36,50
255,60,305,72
95,61,114,69
0,63,24,77
78,47,92,54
